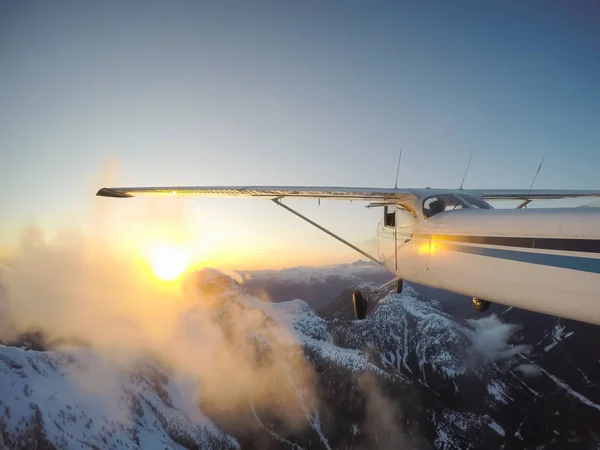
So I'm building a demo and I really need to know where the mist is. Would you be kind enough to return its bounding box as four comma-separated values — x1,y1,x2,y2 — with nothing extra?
466,314,531,370
0,222,321,435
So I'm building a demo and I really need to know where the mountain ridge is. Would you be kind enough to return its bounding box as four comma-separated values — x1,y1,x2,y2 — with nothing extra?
1,267,600,449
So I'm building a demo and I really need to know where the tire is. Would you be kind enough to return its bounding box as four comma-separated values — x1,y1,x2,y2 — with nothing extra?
395,280,403,294
352,291,367,320
473,297,491,312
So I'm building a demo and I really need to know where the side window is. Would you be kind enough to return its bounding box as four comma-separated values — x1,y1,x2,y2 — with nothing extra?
423,196,446,218
384,206,395,227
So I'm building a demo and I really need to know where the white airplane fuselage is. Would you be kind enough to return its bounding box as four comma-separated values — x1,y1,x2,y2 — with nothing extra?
377,202,600,326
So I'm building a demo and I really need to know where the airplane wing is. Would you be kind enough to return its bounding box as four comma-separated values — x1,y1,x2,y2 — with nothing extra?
96,186,600,202
470,189,600,200
96,186,415,201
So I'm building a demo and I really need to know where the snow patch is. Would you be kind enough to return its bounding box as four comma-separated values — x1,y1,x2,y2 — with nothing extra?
544,323,572,352
0,346,238,449
487,380,512,404
542,368,600,412
487,418,505,437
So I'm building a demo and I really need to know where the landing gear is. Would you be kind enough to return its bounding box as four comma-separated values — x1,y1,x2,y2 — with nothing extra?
395,279,403,294
352,291,367,320
352,278,403,320
472,297,491,312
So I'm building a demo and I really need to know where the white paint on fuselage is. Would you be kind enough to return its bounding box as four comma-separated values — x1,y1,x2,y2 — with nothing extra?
375,195,600,326
422,208,600,240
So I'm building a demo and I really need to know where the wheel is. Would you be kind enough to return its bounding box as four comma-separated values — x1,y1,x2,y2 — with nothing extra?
472,297,491,312
395,280,403,294
352,291,367,320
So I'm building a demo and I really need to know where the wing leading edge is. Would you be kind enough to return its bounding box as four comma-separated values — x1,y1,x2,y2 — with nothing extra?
96,186,416,201
96,186,600,201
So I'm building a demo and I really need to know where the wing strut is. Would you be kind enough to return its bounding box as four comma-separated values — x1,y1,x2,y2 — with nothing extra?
271,199,385,268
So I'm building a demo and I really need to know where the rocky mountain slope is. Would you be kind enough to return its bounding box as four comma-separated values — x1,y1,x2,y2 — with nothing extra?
1,268,599,449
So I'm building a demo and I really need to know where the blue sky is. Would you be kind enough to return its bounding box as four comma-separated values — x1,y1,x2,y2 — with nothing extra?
1,1,599,268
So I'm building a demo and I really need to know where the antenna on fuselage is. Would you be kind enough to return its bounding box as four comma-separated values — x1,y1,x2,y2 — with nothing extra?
519,156,546,209
394,148,402,189
459,152,473,190
528,156,545,195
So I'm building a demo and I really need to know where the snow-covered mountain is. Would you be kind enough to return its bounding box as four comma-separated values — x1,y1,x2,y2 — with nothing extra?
0,346,238,450
2,267,600,449
238,261,392,311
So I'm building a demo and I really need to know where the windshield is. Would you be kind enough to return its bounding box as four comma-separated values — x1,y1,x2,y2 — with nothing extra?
457,193,493,209
423,193,491,218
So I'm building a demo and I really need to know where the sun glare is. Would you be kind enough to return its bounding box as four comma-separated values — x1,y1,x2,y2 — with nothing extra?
150,245,189,281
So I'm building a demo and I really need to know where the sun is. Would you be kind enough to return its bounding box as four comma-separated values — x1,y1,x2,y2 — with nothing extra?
149,245,189,281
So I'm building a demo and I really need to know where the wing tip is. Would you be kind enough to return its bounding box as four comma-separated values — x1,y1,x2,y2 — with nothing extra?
96,188,133,198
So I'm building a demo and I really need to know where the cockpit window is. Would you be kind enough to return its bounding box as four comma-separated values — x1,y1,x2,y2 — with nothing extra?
423,193,493,218
457,193,493,209
423,194,464,217
423,194,465,218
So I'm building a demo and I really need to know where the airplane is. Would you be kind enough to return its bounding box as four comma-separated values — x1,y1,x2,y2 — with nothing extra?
97,185,600,326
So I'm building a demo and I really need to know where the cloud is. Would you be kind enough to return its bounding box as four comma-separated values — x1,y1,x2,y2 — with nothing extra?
466,314,531,368
514,364,542,378
358,373,429,450
0,224,320,434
